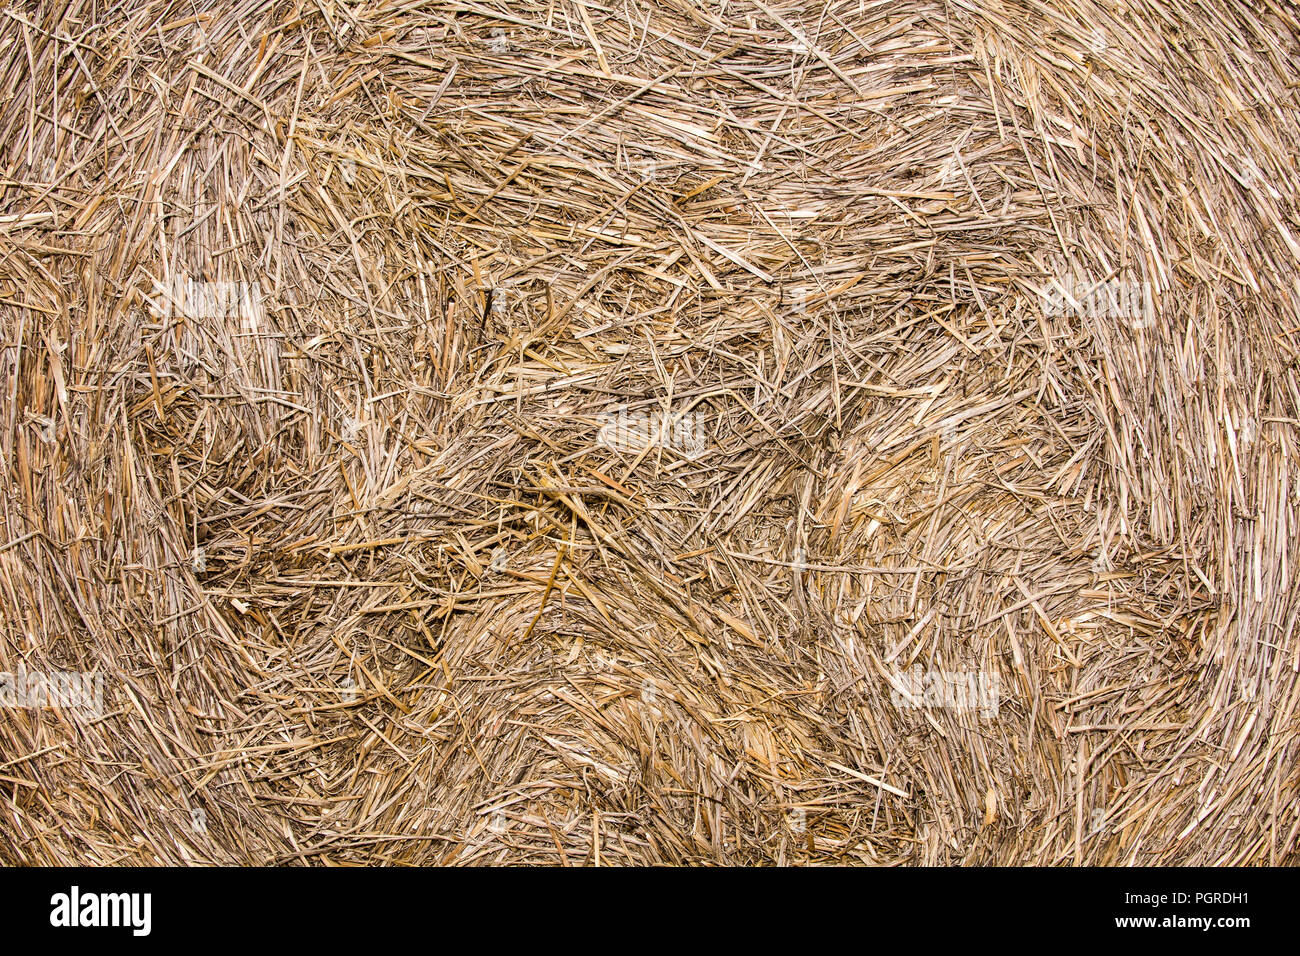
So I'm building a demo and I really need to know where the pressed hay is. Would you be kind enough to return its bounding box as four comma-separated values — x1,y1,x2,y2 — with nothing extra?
0,0,1298,865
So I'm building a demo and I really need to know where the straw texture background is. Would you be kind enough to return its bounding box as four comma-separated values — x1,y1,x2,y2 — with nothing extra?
2,0,1298,864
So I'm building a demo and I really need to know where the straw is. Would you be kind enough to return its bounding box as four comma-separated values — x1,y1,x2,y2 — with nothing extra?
1,0,1297,864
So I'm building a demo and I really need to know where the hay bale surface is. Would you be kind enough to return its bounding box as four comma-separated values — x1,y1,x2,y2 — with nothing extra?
1,0,1298,865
